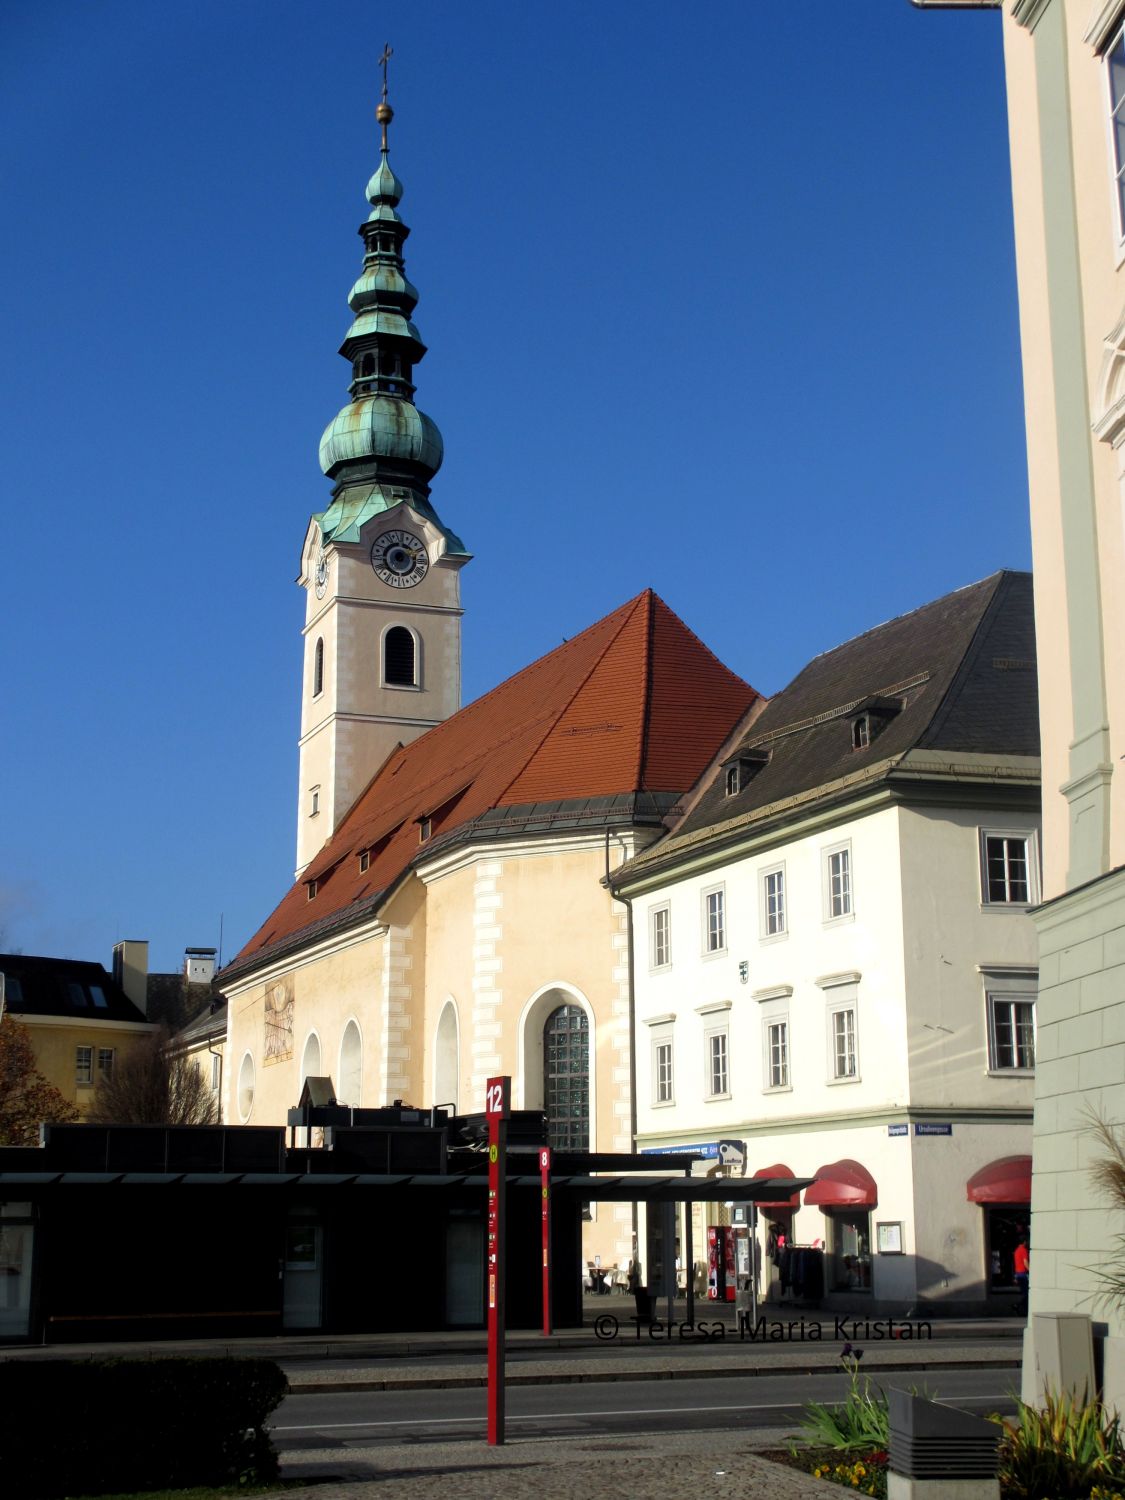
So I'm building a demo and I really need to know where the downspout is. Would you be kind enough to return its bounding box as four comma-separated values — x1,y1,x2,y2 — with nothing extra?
605,830,639,1261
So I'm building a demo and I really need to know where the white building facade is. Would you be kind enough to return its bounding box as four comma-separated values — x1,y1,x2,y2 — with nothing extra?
614,572,1041,1315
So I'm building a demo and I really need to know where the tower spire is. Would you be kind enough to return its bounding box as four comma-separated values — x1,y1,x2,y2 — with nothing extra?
377,42,393,153
316,63,450,530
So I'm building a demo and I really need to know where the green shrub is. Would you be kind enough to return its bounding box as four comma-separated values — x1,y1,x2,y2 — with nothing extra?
994,1389,1125,1500
796,1347,892,1453
0,1356,288,1499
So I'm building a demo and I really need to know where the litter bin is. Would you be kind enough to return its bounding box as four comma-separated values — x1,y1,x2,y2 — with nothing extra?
632,1286,658,1325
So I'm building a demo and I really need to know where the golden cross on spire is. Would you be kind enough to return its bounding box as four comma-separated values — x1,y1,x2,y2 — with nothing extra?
376,42,395,152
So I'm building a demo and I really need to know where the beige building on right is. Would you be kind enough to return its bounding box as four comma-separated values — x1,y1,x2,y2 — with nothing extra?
919,0,1125,1400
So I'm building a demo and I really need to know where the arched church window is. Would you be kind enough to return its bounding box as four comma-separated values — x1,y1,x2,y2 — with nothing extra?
384,626,417,687
313,638,324,697
339,1020,362,1106
543,1004,589,1151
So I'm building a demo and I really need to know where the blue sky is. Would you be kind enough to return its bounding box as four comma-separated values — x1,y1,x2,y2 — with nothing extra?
2,2,1028,971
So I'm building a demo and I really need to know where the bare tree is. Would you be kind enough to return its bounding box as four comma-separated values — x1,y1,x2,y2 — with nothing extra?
86,1027,217,1126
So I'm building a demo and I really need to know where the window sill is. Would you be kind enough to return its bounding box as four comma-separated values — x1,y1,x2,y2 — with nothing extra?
986,1068,1035,1078
383,681,423,693
762,1084,793,1095
826,1074,861,1086
701,947,728,962
649,963,672,976
705,1092,732,1103
822,912,855,928
980,902,1033,914
651,1098,677,1109
759,930,788,945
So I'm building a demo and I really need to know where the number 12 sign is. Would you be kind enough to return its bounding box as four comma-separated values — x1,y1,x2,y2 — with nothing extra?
485,1075,511,1444
486,1077,510,1119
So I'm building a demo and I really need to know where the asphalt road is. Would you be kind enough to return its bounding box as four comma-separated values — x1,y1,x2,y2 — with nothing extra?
271,1365,1019,1449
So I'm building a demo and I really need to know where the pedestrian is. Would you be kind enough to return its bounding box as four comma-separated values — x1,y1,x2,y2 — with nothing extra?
1014,1231,1030,1315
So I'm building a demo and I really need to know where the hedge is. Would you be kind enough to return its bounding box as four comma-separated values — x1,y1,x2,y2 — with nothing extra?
0,1356,289,1498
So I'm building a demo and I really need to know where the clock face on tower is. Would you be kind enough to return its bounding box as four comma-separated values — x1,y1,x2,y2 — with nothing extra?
314,549,329,598
370,529,429,589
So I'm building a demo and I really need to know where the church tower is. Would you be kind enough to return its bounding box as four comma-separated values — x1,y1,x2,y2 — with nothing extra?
296,63,469,876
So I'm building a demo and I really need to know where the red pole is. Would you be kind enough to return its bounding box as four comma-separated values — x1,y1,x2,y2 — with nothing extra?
540,1146,552,1336
485,1075,510,1446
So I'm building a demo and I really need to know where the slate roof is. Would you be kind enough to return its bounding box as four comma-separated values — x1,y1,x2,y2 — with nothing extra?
0,954,148,1025
618,570,1038,879
226,589,759,980
172,998,228,1048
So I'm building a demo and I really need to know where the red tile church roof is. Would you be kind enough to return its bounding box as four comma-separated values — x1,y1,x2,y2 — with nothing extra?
229,590,758,976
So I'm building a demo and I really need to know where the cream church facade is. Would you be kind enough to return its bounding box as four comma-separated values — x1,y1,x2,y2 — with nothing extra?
218,93,760,1271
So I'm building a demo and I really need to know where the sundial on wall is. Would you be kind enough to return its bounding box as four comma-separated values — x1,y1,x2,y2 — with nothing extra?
264,978,294,1064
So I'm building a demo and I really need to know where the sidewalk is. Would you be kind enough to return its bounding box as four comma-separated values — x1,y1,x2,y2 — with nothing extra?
271,1428,849,1500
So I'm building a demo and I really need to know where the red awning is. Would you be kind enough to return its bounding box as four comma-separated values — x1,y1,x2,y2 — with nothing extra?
804,1159,878,1209
966,1155,1032,1205
752,1162,801,1209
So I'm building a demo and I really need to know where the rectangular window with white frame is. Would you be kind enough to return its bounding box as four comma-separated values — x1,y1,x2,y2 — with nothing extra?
764,1016,790,1090
97,1047,115,1078
650,903,671,970
760,863,787,940
653,1035,674,1105
211,1053,221,1092
979,830,1038,907
1107,27,1125,243
988,994,1036,1072
822,841,853,922
830,1006,858,1080
76,1046,93,1086
706,1026,730,1098
702,885,726,955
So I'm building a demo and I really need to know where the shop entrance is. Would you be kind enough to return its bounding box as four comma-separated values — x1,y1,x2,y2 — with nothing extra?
985,1206,1028,1293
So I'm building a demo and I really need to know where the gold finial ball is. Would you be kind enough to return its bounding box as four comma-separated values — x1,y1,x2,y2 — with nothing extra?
376,102,394,124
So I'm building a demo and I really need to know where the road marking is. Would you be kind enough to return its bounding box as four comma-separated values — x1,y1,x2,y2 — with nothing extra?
273,1394,1010,1434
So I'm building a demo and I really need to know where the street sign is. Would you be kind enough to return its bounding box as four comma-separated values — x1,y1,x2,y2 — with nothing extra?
540,1145,552,1336
485,1074,510,1445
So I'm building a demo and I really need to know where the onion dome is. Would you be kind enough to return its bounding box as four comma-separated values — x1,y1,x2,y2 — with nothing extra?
317,87,444,500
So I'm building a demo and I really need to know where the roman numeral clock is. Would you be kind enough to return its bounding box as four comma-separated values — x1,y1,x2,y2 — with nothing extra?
370,528,429,589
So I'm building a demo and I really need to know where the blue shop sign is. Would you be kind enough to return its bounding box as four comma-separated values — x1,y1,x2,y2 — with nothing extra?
914,1123,953,1136
641,1142,719,1158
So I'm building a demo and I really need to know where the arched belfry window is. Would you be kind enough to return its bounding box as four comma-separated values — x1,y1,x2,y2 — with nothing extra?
543,1004,589,1151
313,637,324,697
384,626,417,687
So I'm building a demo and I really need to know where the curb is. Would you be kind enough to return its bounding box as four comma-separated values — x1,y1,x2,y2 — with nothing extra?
288,1354,1021,1394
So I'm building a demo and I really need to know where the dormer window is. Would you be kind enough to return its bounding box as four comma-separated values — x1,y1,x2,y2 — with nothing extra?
418,817,432,843
358,849,370,873
721,747,770,797
306,879,319,900
847,694,904,750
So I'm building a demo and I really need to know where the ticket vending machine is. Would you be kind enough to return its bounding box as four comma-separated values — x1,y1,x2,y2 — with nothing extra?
706,1224,737,1301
